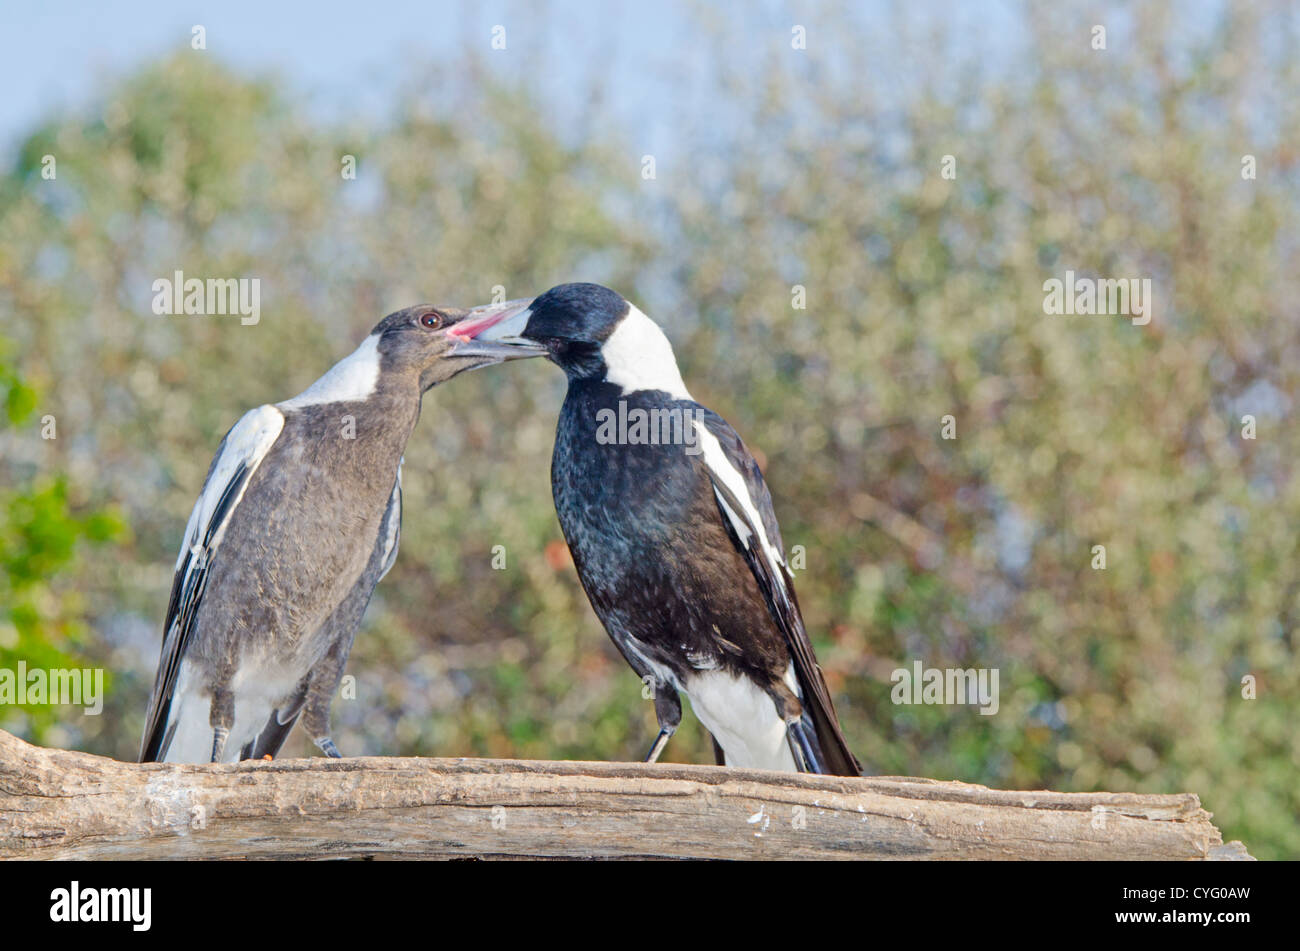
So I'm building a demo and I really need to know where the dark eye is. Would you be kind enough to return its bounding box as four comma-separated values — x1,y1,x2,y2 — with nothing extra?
420,312,444,330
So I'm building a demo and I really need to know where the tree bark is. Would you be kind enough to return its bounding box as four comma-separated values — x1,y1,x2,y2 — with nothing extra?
0,729,1252,860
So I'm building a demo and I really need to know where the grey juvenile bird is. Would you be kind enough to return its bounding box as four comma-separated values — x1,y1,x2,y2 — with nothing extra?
139,303,542,763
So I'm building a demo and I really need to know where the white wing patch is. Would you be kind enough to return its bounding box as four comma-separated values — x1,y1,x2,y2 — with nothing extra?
601,305,693,400
713,491,752,547
278,332,381,410
175,404,285,570
692,419,788,591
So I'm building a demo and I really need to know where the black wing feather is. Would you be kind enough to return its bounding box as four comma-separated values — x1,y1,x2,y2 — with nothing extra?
699,411,861,776
138,448,252,762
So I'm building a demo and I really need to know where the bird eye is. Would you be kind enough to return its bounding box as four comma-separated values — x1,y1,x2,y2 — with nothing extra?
420,312,444,330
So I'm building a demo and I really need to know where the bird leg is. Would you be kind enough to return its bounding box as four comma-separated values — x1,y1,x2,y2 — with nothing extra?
644,683,682,763
710,735,727,766
768,679,825,774
208,685,235,763
786,720,826,774
210,728,229,763
644,729,673,763
303,637,352,758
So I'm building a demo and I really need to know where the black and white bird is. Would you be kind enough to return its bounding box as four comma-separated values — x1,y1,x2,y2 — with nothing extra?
451,283,860,774
139,303,541,763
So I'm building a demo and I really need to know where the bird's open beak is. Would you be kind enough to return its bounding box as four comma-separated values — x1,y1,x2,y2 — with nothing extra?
446,298,545,361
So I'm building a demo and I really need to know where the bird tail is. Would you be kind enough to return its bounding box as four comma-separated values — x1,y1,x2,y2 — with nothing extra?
239,684,308,760
790,667,862,776
788,711,860,776
139,717,176,763
240,708,302,761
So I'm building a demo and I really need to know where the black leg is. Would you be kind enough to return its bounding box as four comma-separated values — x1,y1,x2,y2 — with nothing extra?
644,728,674,763
787,719,825,774
640,679,682,763
210,726,229,763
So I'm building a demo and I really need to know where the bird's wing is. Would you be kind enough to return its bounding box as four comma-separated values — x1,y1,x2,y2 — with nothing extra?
375,461,402,583
139,404,285,762
693,410,861,776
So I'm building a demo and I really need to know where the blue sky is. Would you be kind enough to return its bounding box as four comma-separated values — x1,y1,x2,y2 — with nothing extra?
1,2,693,150
2,0,1245,178
0,1,1040,159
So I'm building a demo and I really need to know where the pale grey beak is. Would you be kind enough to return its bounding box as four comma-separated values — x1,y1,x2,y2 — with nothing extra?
446,298,545,361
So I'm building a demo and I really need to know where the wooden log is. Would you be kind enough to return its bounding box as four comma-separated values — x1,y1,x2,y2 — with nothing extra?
0,729,1252,860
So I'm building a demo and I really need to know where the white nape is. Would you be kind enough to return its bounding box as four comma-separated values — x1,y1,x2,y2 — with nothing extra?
686,667,797,771
279,333,382,410
175,404,284,570
691,419,789,593
601,304,693,400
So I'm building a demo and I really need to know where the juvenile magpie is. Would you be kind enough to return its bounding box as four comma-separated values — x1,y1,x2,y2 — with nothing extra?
139,303,542,763
451,283,860,774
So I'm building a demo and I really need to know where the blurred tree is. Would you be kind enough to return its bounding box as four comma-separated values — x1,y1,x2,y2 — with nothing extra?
659,0,1299,858
0,341,125,743
0,1,1295,858
0,51,655,770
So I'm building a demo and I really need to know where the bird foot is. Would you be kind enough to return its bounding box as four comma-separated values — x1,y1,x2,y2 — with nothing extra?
644,728,674,763
786,720,824,774
315,736,343,758
210,726,230,763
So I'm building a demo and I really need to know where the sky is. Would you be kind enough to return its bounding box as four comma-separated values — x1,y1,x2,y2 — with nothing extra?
0,0,1038,161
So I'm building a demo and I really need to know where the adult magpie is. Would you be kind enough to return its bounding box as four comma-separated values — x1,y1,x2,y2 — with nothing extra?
451,283,860,774
139,303,542,763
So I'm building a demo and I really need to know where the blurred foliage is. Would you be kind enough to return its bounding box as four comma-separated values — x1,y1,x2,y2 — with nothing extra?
0,1,1295,857
0,343,125,740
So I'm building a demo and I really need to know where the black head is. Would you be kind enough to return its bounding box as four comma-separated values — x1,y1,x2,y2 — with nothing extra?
526,283,628,342
451,283,634,381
